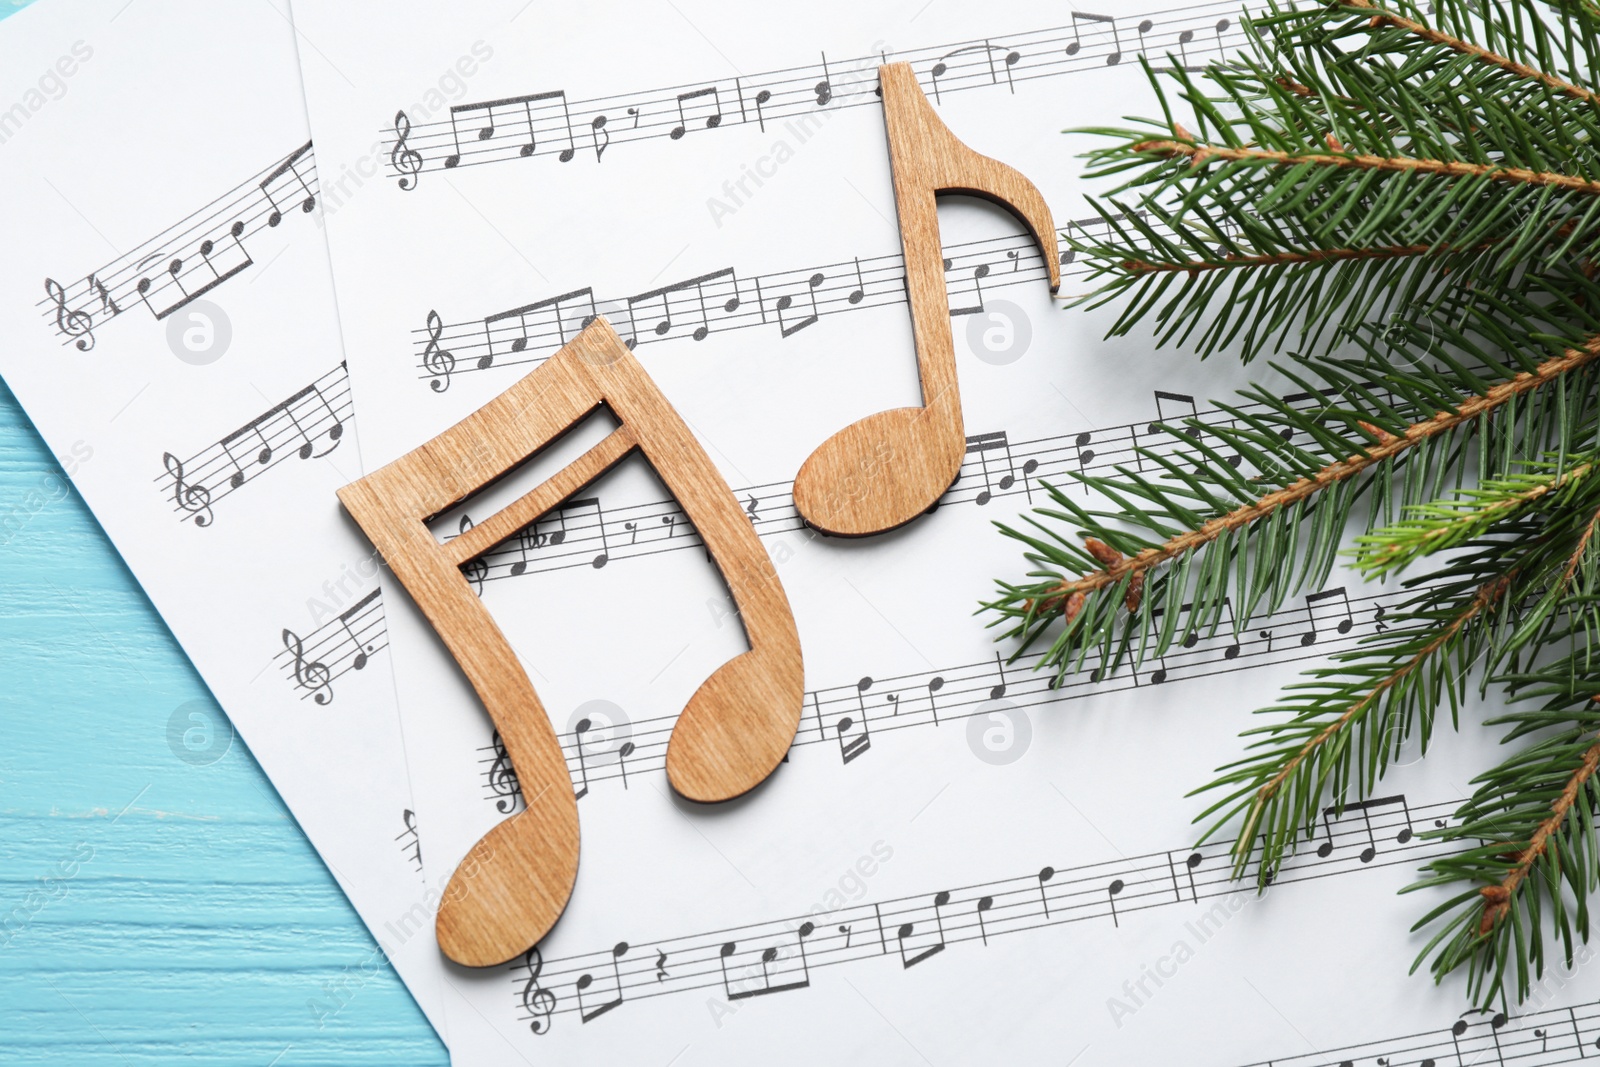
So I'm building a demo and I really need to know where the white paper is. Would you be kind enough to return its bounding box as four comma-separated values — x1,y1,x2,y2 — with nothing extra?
0,0,449,1039
288,0,1600,1062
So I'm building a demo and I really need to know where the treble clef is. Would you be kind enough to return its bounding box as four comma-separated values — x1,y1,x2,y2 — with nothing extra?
423,309,455,393
391,110,423,191
44,277,95,351
281,628,333,705
162,452,214,527
519,947,557,1035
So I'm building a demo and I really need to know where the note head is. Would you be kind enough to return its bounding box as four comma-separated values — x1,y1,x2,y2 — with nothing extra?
1316,841,1333,858
1039,866,1054,882
1006,51,1020,65
477,354,495,371
267,211,283,227
706,115,721,130
444,154,461,168
1179,29,1195,43
793,404,963,537
1106,51,1122,65
976,490,992,506
257,447,272,465
1139,19,1153,31
665,647,803,803
519,144,536,158
1397,827,1413,843
592,552,608,569
989,684,1005,700
693,326,709,342
1300,633,1316,647
929,676,944,693
670,125,687,140
435,792,580,967
477,126,494,141
755,89,771,104
298,442,313,460
848,289,863,305
229,472,245,489
1065,42,1081,55
558,148,576,163
1150,669,1167,684
1360,846,1376,863
353,650,368,670
932,62,947,77
724,297,740,313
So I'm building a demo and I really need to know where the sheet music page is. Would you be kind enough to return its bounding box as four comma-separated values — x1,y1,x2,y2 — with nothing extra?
289,0,1600,1062
0,0,449,1036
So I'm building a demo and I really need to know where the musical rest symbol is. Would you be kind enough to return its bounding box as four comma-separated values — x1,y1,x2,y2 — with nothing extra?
791,63,1059,536
336,318,804,966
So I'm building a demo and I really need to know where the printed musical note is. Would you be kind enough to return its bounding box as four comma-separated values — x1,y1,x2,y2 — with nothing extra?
964,431,1036,505
162,453,213,527
719,923,815,999
45,277,94,351
846,257,866,305
926,676,945,725
975,895,995,945
336,590,381,672
519,947,558,1035
948,262,990,316
260,140,316,226
835,713,872,764
753,87,774,131
1037,866,1055,918
1106,878,1126,926
1067,11,1122,65
770,271,825,338
814,54,833,106
461,516,489,595
575,942,628,1022
392,111,423,190
589,114,610,161
896,891,950,968
1301,587,1355,647
135,221,254,321
990,652,1008,699
625,268,741,345
669,87,723,139
1153,390,1201,435
282,628,333,705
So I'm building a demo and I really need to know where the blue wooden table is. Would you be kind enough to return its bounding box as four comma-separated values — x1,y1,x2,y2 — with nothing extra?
0,11,447,1062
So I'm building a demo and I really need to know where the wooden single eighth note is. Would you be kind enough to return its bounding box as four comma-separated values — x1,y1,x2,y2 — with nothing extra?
792,63,1061,537
337,318,804,967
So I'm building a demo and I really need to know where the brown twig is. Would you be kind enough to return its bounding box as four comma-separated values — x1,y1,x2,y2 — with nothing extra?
1478,738,1600,934
1345,0,1600,108
1025,334,1600,615
1121,242,1487,276
1131,139,1600,197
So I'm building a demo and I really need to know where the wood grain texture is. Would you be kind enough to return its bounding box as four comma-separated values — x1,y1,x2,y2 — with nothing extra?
339,318,802,968
792,62,1062,537
0,374,445,1065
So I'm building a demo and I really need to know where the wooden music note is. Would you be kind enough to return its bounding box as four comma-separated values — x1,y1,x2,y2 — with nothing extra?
337,317,804,967
791,64,1059,536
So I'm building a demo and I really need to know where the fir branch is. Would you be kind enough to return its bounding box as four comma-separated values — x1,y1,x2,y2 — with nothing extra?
1343,0,1600,107
1129,138,1600,198
1476,736,1600,934
1020,335,1600,613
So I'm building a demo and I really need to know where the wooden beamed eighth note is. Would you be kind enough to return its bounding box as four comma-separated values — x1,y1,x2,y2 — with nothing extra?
792,62,1061,537
338,317,803,968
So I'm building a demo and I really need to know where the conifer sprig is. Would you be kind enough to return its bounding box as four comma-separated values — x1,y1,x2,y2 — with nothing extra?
989,0,1600,1005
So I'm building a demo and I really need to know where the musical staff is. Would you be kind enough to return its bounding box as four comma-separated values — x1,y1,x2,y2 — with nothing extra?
382,0,1244,185
273,587,386,703
396,808,424,873
154,363,351,526
468,578,1410,805
39,140,321,348
411,214,1120,387
287,382,1375,703
504,791,1448,1033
